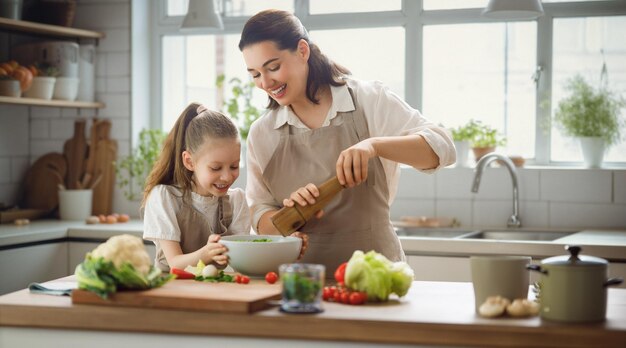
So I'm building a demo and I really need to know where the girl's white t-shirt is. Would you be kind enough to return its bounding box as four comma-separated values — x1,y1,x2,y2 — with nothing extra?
143,185,251,242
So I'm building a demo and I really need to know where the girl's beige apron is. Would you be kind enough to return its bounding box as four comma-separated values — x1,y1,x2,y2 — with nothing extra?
263,85,405,274
153,186,233,272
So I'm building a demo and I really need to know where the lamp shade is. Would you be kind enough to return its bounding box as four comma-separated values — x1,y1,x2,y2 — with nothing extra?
181,0,223,30
482,0,544,20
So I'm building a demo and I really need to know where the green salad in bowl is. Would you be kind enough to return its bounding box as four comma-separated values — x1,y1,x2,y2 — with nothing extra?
220,235,301,276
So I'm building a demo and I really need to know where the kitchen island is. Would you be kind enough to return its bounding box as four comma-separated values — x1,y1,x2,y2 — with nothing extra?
0,277,625,347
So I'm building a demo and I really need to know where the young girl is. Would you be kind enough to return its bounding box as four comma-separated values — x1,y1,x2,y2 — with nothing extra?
142,103,251,272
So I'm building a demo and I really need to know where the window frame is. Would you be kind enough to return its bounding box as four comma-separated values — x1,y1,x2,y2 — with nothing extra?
150,0,626,166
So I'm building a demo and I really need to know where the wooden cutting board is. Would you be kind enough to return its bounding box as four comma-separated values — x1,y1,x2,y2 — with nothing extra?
91,120,117,215
63,120,87,190
71,279,282,314
20,153,67,212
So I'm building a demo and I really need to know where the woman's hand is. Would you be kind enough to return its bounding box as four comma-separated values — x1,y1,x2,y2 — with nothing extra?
282,184,325,219
336,138,376,188
290,231,309,260
203,234,228,265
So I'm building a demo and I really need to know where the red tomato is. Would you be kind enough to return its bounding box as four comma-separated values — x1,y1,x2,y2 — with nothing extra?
235,274,242,283
349,292,364,305
333,290,342,302
358,291,368,303
240,275,250,284
265,272,278,284
170,268,195,279
334,262,348,283
323,287,333,301
341,292,350,304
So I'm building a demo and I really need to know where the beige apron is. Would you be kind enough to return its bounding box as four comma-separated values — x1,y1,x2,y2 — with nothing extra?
153,186,233,272
262,84,405,275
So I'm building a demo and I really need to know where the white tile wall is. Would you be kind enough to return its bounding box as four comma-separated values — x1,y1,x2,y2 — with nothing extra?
0,0,131,207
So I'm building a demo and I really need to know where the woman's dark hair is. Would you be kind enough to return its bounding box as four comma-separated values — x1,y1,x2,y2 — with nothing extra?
142,103,239,207
239,9,350,109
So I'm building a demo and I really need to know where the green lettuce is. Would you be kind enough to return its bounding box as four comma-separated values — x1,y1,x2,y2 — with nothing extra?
75,253,174,299
344,250,414,301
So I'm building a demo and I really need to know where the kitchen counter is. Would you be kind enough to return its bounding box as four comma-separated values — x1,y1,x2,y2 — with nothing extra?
0,277,624,347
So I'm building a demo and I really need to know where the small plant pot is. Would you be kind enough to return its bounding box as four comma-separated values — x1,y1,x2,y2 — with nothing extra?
579,137,605,168
24,76,56,100
472,146,495,162
0,79,21,97
53,77,80,101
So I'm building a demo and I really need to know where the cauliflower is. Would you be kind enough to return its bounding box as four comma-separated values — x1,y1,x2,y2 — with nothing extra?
91,234,151,275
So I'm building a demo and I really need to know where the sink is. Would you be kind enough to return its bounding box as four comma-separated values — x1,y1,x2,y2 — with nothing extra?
394,227,476,239
460,230,577,241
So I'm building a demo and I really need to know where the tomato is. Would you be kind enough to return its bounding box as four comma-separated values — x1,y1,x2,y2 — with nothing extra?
170,267,195,279
333,290,342,302
349,292,365,305
334,262,347,283
340,292,350,304
265,271,278,284
358,291,368,303
235,274,242,283
240,275,250,284
322,287,332,301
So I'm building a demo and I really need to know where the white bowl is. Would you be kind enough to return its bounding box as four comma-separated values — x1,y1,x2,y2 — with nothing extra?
220,235,302,277
24,77,56,100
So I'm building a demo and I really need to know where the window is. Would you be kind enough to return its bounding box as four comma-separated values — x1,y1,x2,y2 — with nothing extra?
154,0,626,166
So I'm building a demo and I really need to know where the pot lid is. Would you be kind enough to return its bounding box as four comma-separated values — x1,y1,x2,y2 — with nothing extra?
542,245,607,267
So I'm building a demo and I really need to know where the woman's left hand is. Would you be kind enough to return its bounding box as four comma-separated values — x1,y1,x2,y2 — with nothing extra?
290,231,309,260
336,139,376,188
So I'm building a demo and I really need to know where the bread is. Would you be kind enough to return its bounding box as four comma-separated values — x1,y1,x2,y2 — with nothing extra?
478,296,510,318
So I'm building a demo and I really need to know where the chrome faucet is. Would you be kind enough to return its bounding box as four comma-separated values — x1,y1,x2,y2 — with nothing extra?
471,153,522,228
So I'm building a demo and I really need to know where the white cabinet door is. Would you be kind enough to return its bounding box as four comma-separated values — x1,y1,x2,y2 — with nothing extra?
68,242,156,273
0,242,68,295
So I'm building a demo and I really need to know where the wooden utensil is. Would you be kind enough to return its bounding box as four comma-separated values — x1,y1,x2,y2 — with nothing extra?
71,279,281,314
20,153,67,212
82,119,99,189
63,120,87,189
270,176,345,236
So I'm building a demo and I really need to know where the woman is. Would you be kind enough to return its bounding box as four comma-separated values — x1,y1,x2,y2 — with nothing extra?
239,9,455,273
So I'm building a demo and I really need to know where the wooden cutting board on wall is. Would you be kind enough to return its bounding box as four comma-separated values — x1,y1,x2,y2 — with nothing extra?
71,280,282,314
63,120,87,190
91,120,117,215
20,153,67,212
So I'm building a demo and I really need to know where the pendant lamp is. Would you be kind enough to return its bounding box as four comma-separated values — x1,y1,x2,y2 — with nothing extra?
181,0,223,31
482,0,544,20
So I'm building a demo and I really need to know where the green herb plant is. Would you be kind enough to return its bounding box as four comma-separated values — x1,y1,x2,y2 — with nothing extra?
115,129,167,200
282,273,322,304
216,74,263,140
451,119,481,142
472,122,507,148
554,74,625,147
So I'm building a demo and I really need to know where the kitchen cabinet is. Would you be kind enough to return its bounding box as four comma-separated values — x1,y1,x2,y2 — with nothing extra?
0,242,68,295
0,17,105,109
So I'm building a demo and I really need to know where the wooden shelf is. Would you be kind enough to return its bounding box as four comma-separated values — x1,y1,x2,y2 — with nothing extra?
0,17,105,40
0,96,105,109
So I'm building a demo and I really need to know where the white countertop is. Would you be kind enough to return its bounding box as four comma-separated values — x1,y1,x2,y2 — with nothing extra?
1,220,625,261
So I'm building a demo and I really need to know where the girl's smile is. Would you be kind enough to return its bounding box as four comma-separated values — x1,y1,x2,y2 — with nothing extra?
182,137,241,197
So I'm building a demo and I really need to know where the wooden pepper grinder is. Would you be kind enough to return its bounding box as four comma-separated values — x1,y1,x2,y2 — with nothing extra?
271,177,345,236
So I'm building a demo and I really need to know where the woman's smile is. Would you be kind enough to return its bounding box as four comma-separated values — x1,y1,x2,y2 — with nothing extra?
270,84,287,98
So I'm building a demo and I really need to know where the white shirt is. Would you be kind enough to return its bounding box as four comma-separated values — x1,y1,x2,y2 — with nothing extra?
143,185,251,242
245,77,456,230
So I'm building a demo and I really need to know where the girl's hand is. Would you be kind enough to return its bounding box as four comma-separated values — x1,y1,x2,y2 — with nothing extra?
282,184,325,219
290,231,309,260
336,139,376,188
204,234,228,265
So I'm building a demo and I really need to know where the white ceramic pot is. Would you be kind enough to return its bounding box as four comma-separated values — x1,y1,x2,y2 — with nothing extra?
579,137,605,168
53,77,80,101
24,76,56,100
453,140,470,167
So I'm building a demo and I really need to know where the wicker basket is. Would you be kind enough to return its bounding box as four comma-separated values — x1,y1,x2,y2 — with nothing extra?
37,0,76,27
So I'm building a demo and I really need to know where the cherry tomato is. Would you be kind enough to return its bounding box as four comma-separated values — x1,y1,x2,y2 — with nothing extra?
235,274,242,283
358,291,368,303
323,287,333,301
349,292,364,305
240,275,250,284
333,290,342,302
341,292,350,304
334,262,348,283
265,271,278,284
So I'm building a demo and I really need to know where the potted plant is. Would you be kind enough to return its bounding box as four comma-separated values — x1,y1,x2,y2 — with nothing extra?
470,121,507,162
554,74,625,168
115,129,167,201
451,119,481,167
216,74,262,141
